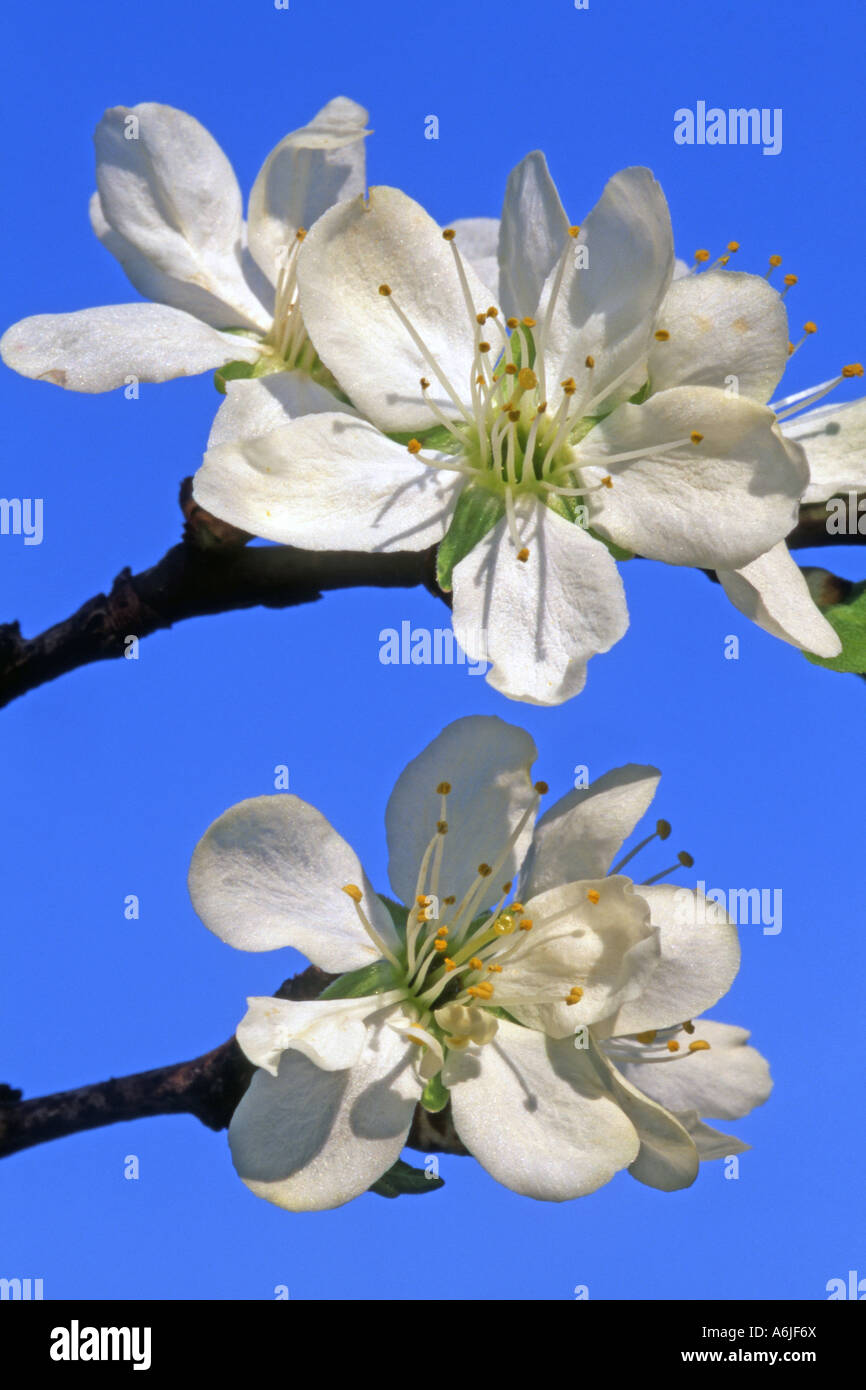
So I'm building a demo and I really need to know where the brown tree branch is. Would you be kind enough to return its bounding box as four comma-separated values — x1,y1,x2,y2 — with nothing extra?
0,965,467,1162
0,480,444,710
0,483,861,712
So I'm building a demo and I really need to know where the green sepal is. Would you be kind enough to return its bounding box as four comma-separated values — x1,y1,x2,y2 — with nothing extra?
420,1073,450,1113
437,485,505,591
378,895,410,943
319,958,403,1000
628,380,652,405
368,1158,444,1199
801,569,866,673
387,424,462,454
213,359,257,395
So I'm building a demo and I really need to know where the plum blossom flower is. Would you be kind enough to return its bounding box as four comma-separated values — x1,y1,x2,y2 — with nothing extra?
194,158,811,703
187,715,770,1210
0,97,369,411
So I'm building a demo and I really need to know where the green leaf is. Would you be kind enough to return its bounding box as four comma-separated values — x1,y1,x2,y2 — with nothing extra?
369,1158,444,1198
437,485,505,591
378,895,409,941
628,379,652,405
319,958,403,1000
213,359,257,395
420,1073,450,1113
802,569,866,673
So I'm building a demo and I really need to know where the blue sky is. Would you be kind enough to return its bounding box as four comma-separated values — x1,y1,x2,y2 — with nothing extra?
0,0,863,1299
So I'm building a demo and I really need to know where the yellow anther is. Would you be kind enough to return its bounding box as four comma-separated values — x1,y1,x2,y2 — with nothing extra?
487,305,499,317
718,254,730,266
433,939,449,953
534,780,549,794
654,329,670,341
505,362,518,375
694,248,710,263
444,957,456,971
437,820,449,834
416,895,429,907
727,240,740,253
508,409,521,422
682,1020,695,1034
586,889,600,904
443,895,456,905
475,373,485,386
565,986,584,1005
436,781,452,794
478,863,492,877
803,321,818,335
436,924,449,937
407,438,423,455
768,253,783,267
517,547,530,562
518,367,538,390
479,341,491,353
442,228,456,241
487,963,503,973
688,1040,711,1053
690,431,704,445
585,355,595,368
568,224,581,237
783,273,798,287
842,363,864,378
378,284,392,296
561,377,577,396
467,984,493,999
476,312,487,325
420,377,431,390
636,1030,657,1044
470,957,484,971
342,884,363,902
601,475,613,488
522,316,537,327
506,316,519,329
510,902,525,913
667,1040,680,1053
518,918,533,931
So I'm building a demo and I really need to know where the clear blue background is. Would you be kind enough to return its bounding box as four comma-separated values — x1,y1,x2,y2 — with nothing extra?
1,0,863,1300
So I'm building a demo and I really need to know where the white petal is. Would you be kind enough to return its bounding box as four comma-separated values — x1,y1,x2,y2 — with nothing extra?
602,884,741,1037
206,371,346,449
247,97,370,286
444,1019,639,1200
94,103,270,331
497,151,569,320
187,794,397,971
718,541,842,657
585,387,806,569
677,1110,749,1161
90,190,271,335
447,217,500,300
194,412,459,550
0,303,259,393
229,1010,421,1211
385,715,538,909
451,499,629,705
496,875,660,1032
297,185,494,432
538,167,674,412
596,1048,700,1190
237,993,404,1074
608,1020,772,1121
782,395,866,503
520,764,661,897
648,271,789,401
